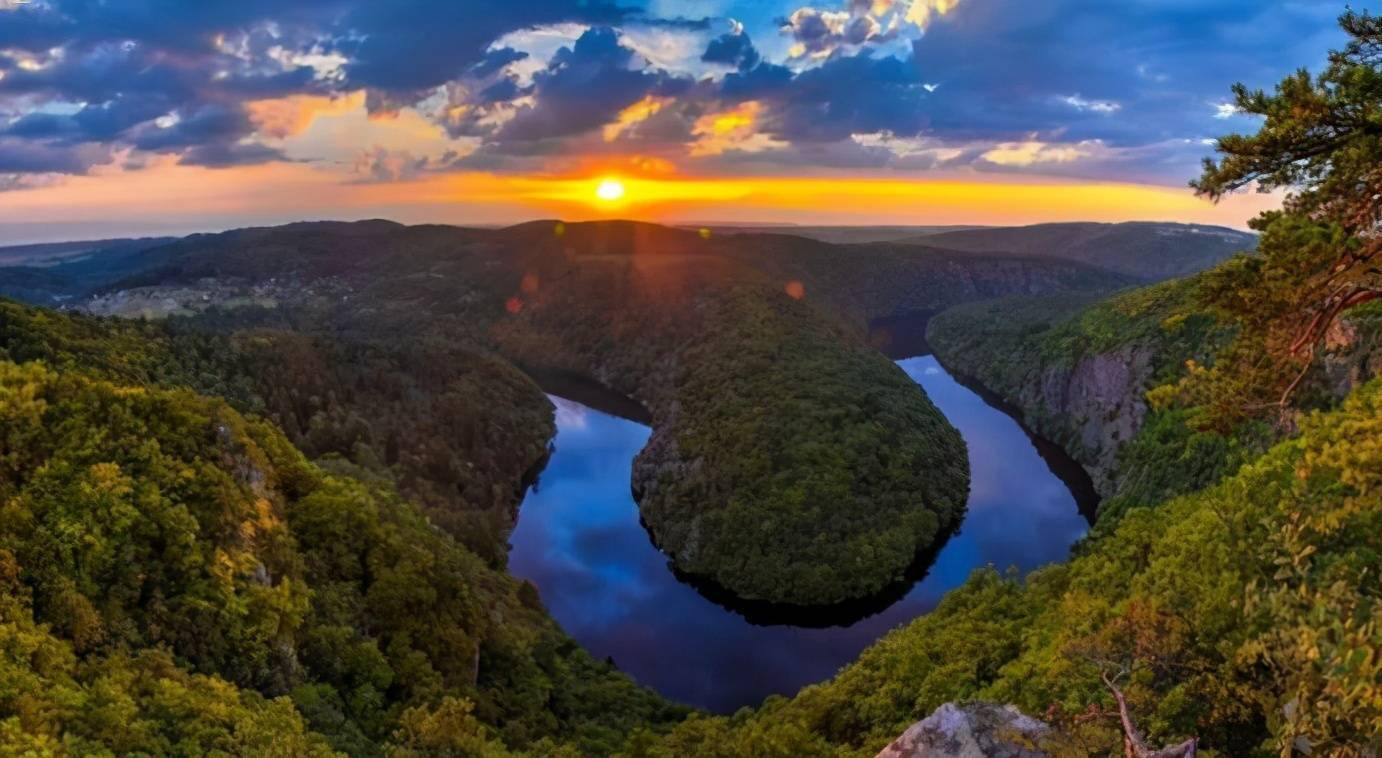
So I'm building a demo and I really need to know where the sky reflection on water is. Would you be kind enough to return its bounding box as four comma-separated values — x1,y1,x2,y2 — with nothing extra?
508,354,1090,712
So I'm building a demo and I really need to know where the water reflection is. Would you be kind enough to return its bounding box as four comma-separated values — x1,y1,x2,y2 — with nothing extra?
509,355,1092,713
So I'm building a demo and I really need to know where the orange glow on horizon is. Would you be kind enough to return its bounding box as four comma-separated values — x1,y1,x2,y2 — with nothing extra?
494,171,1279,229
0,157,1281,240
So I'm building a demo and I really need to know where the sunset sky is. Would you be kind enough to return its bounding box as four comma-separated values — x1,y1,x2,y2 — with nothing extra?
0,0,1353,242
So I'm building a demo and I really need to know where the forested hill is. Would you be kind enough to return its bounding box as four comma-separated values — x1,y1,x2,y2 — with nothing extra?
907,221,1256,281
0,314,686,755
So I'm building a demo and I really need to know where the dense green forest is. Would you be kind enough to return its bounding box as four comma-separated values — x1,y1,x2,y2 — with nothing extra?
0,299,555,567
483,225,980,605
6,215,1374,755
0,355,682,755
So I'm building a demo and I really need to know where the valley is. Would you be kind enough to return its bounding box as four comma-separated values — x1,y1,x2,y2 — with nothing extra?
0,213,1374,755
0,3,1377,756
4,219,1136,607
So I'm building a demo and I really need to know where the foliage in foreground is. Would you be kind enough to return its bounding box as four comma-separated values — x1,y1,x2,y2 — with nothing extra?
0,360,682,755
629,379,1381,756
1188,9,1381,423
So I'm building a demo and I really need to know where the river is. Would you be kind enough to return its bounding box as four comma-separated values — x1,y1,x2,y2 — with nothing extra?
509,351,1095,713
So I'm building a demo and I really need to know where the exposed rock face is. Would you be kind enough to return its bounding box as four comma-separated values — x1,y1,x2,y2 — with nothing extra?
1321,313,1382,401
877,702,1051,758
1023,344,1155,497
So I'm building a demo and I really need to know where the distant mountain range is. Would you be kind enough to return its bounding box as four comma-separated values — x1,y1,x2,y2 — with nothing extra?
694,224,989,244
902,221,1256,281
689,221,1256,281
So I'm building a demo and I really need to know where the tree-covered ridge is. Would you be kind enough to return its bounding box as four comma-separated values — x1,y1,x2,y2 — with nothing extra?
628,377,1381,756
0,298,557,567
904,222,1255,282
931,275,1224,389
0,359,682,755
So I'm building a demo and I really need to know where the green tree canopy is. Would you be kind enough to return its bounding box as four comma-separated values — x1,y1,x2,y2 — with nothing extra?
1191,10,1381,420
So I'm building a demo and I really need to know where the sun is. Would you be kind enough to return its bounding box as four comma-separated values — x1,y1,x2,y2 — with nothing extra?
595,178,626,202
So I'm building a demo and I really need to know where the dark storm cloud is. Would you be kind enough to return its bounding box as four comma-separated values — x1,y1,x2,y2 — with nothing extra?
495,27,692,145
720,62,795,100
472,47,531,79
754,52,931,142
0,0,630,174
132,104,257,151
3,96,172,144
703,30,761,70
337,0,627,92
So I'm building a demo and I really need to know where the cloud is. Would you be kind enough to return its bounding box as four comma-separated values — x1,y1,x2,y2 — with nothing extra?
494,27,692,146
778,0,960,60
0,172,64,192
903,0,960,29
3,96,172,144
353,146,431,182
1213,102,1240,119
702,27,761,70
781,7,889,59
1061,95,1121,115
603,96,673,142
0,137,112,173
851,131,966,166
689,101,787,156
0,0,1353,187
337,1,626,93
0,0,623,176
132,104,258,152
980,140,1094,167
178,141,286,168
753,51,932,143
246,94,361,139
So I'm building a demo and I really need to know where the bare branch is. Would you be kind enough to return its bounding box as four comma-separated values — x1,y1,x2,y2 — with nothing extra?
1101,672,1199,758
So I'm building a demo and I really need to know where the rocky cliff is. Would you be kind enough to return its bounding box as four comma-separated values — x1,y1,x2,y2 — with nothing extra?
924,290,1185,501
877,702,1052,758
927,284,1382,512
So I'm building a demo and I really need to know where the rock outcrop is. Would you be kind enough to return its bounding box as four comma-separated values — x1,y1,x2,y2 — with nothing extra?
1007,344,1154,498
877,702,1051,758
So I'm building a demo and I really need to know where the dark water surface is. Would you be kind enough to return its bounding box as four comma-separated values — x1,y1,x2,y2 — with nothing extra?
509,354,1093,713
